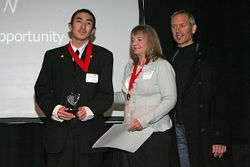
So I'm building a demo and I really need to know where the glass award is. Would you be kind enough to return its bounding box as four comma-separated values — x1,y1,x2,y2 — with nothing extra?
65,92,80,114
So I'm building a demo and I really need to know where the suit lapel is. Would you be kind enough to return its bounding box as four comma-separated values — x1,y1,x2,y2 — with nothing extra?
183,44,204,96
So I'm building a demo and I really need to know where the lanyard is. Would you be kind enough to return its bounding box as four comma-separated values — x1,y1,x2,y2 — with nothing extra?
67,41,93,73
127,64,144,100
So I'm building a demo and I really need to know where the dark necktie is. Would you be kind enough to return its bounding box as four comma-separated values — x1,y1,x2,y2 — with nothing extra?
74,50,80,67
75,49,80,56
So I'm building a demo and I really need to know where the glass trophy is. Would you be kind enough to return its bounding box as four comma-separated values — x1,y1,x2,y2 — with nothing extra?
65,92,80,115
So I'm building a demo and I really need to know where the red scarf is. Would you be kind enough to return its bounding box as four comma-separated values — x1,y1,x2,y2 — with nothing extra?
127,64,145,100
67,41,93,73
128,64,144,92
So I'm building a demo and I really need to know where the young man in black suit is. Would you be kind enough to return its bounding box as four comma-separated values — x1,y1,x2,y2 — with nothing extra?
34,8,114,167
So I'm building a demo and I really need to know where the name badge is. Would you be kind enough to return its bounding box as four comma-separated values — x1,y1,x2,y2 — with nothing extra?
143,71,154,80
86,73,98,83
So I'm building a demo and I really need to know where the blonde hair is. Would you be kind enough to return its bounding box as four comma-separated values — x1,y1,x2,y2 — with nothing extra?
130,24,164,65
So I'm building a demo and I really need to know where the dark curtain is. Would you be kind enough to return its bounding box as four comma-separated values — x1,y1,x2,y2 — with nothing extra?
0,123,45,167
142,0,250,166
143,0,250,144
0,119,117,167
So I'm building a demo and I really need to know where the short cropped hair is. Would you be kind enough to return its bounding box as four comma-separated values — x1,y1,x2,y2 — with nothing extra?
70,8,96,28
171,10,196,25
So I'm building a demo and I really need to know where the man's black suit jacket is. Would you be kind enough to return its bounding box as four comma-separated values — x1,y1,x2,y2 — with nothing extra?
34,43,114,154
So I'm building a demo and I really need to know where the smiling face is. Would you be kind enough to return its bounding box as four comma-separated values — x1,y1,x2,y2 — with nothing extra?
130,32,148,58
68,12,95,47
171,13,197,47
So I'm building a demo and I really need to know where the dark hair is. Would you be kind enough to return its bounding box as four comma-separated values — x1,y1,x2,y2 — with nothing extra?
130,24,163,65
70,8,96,28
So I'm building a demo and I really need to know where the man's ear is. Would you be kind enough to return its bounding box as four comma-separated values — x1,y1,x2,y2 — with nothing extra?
192,24,197,34
91,27,96,35
90,28,96,42
68,23,72,31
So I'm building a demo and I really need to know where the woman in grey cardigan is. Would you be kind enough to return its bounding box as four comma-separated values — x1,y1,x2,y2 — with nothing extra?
114,24,177,167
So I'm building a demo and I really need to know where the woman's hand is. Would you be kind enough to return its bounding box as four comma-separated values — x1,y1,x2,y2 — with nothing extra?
128,119,143,131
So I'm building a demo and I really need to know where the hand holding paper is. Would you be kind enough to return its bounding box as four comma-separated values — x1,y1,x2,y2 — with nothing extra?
92,124,154,153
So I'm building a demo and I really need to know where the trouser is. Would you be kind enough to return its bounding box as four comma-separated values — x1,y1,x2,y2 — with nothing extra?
175,124,190,167
44,127,104,167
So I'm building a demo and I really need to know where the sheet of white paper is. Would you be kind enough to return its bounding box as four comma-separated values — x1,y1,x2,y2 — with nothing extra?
92,124,154,153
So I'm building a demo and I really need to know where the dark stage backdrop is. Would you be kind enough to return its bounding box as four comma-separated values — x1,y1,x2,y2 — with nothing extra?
141,0,250,145
0,123,44,167
141,0,250,166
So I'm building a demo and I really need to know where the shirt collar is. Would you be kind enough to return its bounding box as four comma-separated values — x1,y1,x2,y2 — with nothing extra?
70,40,89,57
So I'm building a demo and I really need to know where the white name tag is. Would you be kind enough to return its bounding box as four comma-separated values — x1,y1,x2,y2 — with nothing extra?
143,71,154,80
86,73,98,83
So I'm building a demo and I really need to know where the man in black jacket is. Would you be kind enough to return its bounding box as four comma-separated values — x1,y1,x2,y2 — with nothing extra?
170,10,232,167
34,8,113,167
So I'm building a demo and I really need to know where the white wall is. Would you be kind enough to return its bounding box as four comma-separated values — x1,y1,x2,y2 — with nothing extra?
0,0,138,117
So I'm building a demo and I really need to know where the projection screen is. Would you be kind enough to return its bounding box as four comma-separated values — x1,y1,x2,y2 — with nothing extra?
0,0,139,118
